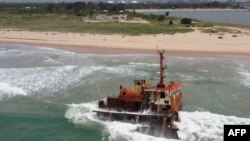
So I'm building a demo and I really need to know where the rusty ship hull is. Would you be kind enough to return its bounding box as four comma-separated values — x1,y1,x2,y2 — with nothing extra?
94,50,183,139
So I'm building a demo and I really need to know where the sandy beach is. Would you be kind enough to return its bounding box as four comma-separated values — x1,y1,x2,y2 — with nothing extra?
0,28,250,57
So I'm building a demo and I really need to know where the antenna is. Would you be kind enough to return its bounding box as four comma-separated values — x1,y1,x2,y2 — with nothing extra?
157,49,166,88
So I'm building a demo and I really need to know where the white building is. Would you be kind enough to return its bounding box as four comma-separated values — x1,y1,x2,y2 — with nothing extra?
95,15,127,22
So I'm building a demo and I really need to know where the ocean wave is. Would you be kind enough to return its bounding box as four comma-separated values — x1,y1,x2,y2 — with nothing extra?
91,65,149,77
0,82,26,100
236,60,250,88
65,102,250,141
65,102,175,141
35,47,75,55
0,49,33,58
175,73,205,82
42,57,63,65
86,54,155,58
0,65,99,96
0,46,75,60
0,63,151,99
177,111,250,141
174,73,224,85
238,72,250,87
197,69,208,73
128,62,159,67
168,56,218,63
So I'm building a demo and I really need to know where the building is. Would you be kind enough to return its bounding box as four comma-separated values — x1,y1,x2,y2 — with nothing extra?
95,14,127,22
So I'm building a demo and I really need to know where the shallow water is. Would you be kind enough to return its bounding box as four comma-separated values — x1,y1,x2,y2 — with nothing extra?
0,44,250,141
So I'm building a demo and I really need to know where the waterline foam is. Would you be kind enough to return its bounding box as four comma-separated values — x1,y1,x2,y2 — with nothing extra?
0,82,26,100
65,102,250,141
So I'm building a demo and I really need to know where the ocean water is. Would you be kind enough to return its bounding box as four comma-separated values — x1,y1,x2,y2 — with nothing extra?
0,44,250,141
137,9,250,26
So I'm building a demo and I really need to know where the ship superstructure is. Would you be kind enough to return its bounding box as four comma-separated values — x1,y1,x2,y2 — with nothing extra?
94,50,183,139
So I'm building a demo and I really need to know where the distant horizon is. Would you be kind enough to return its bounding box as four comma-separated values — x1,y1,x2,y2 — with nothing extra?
0,0,249,3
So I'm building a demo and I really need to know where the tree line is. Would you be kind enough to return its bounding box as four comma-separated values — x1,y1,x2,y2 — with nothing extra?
0,2,241,16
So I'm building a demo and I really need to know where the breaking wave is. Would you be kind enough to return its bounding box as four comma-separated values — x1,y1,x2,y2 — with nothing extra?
92,65,150,77
238,72,250,88
0,65,98,96
198,69,209,73
0,64,150,99
0,82,26,100
42,56,63,65
177,112,250,141
34,46,75,55
65,102,250,141
236,60,250,88
128,62,159,67
0,45,74,60
0,49,31,58
65,102,175,141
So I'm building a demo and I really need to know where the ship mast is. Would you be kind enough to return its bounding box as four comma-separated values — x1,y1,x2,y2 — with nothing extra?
157,50,166,88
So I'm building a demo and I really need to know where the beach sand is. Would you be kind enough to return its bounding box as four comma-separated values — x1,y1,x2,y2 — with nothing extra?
0,28,250,58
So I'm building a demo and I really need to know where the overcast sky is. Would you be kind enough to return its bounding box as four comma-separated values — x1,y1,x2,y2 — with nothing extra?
0,0,94,2
0,0,248,3
1,0,105,2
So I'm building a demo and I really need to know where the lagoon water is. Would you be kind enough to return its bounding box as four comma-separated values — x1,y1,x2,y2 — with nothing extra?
0,44,250,141
137,9,250,26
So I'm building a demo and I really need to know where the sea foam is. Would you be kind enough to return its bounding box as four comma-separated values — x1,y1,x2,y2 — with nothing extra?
65,102,175,141
42,57,62,65
238,72,250,88
128,62,159,67
65,102,250,141
237,62,250,88
0,65,97,96
0,82,26,100
0,64,149,99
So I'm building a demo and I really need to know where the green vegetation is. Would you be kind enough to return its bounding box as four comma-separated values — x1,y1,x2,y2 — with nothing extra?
0,3,198,35
165,12,170,17
169,19,173,26
157,15,166,22
0,2,239,16
180,18,192,25
197,22,214,27
0,13,193,35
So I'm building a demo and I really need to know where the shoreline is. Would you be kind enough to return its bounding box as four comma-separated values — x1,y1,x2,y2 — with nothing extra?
2,41,250,59
0,28,250,59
